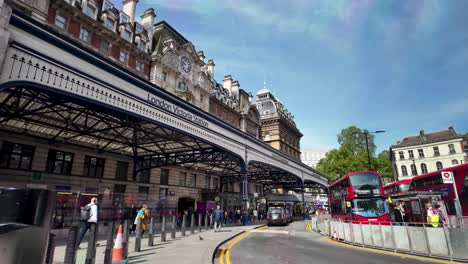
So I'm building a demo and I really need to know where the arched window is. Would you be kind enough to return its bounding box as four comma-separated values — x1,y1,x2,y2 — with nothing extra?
401,165,408,176
452,159,459,165
177,82,188,92
264,133,270,141
421,163,428,174
410,164,418,176
436,161,443,170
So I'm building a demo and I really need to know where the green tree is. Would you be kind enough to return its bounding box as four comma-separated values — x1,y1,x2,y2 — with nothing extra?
316,126,393,183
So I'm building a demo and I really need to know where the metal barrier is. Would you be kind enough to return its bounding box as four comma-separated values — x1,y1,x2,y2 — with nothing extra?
311,217,468,262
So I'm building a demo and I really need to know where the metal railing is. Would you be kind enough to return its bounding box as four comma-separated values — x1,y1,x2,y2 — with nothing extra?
310,216,468,262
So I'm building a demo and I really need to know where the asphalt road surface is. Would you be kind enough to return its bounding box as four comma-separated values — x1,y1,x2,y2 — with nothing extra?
224,221,437,264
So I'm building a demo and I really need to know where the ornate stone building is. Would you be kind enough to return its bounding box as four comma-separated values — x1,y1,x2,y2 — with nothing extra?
255,86,302,160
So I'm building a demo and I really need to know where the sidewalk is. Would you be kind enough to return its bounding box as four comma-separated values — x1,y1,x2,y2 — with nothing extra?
53,223,265,264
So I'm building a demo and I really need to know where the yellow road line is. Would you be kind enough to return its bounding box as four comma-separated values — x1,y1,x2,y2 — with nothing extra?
321,237,460,264
220,226,268,264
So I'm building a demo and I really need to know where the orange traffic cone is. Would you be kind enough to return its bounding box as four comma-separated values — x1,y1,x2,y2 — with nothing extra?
333,230,337,241
112,225,128,264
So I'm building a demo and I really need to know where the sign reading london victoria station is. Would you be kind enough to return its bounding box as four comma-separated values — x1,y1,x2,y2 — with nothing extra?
147,93,209,128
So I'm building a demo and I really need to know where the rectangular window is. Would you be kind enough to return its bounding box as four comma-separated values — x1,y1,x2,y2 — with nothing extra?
138,186,149,201
398,151,405,160
418,149,424,158
408,150,414,159
136,61,143,72
433,146,440,156
200,94,204,104
448,144,456,154
213,177,219,190
139,169,150,183
162,72,167,81
105,17,115,31
189,173,196,187
100,40,110,55
205,176,211,189
55,14,67,29
102,0,113,10
139,40,146,51
84,3,97,18
160,168,169,185
119,51,128,64
115,161,128,181
179,172,186,186
122,29,132,41
79,27,90,42
120,12,130,24
46,150,73,175
83,156,105,178
0,141,35,170
113,184,126,194
159,187,168,198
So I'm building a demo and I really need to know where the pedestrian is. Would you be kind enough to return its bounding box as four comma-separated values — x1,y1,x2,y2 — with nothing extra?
236,208,241,225
253,209,258,223
434,204,446,224
130,203,137,233
426,203,439,227
394,203,405,225
224,210,228,225
213,205,223,232
77,197,98,249
134,204,149,236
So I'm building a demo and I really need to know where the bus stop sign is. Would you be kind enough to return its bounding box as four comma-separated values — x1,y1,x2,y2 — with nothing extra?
441,171,453,184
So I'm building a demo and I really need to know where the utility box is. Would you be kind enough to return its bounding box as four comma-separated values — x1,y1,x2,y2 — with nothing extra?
0,188,56,264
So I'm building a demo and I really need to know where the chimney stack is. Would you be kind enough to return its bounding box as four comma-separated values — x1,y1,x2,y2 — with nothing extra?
207,59,215,78
123,0,139,23
231,80,240,98
140,8,156,48
197,51,205,62
223,74,232,94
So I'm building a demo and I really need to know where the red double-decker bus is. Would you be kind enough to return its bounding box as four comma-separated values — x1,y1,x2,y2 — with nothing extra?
329,170,389,223
383,179,411,197
408,163,468,217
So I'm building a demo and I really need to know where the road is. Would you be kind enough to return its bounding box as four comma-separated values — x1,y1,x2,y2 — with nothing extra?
219,221,439,264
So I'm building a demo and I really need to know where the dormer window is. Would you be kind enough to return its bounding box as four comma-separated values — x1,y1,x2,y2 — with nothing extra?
122,29,132,41
102,0,113,10
120,12,130,24
84,2,97,19
105,17,115,31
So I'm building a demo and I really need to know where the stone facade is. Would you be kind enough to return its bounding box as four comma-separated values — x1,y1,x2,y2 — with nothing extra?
301,150,328,169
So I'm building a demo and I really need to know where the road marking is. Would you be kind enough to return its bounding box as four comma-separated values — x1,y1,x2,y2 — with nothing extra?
250,229,289,234
321,237,459,264
219,226,268,264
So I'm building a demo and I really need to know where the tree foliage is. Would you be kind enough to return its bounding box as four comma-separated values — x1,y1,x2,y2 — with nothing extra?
316,126,393,183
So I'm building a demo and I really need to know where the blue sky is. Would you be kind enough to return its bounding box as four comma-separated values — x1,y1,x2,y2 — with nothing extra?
116,0,468,152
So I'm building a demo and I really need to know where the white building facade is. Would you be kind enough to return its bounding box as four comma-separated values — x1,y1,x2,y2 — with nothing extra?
301,150,328,169
391,127,465,181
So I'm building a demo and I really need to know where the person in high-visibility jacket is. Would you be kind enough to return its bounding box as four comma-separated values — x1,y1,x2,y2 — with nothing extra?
426,203,439,227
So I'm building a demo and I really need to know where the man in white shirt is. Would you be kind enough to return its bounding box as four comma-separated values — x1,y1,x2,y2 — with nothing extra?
77,197,98,248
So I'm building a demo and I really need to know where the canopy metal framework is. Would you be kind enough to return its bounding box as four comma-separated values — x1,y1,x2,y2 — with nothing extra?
0,85,318,193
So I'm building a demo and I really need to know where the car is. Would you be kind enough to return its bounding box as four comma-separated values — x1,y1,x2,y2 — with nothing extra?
267,207,288,226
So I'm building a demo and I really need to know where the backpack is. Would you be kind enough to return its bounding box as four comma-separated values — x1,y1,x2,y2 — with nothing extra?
80,205,91,221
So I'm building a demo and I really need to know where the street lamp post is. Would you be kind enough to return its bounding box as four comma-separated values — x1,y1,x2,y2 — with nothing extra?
360,130,386,170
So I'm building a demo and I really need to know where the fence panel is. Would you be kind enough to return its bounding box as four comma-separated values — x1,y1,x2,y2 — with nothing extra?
407,226,429,255
370,225,383,248
361,224,373,246
343,222,352,243
448,228,468,260
381,225,395,249
424,227,449,257
352,223,363,244
392,225,410,251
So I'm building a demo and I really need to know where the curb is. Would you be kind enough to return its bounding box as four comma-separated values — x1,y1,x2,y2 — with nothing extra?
211,231,246,264
253,224,267,230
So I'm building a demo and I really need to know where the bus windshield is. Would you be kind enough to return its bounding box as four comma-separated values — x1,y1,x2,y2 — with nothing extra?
349,173,381,187
351,198,388,218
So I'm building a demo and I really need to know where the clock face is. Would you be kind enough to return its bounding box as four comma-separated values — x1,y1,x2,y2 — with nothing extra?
181,57,192,73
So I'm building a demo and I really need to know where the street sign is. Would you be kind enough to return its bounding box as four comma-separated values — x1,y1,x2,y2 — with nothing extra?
441,171,453,184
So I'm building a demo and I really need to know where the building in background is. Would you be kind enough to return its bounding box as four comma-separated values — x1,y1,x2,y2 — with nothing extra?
301,150,328,169
390,127,465,180
255,84,302,160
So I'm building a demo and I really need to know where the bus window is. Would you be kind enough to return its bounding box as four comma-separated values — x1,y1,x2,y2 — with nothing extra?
351,198,387,218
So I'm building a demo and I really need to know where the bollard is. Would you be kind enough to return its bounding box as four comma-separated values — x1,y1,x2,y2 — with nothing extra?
181,214,187,237
64,226,79,264
204,214,208,231
161,215,167,242
85,223,98,264
198,214,202,233
103,221,116,264
171,215,176,239
122,220,129,259
190,214,195,234
134,221,142,252
44,233,56,264
148,217,154,247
